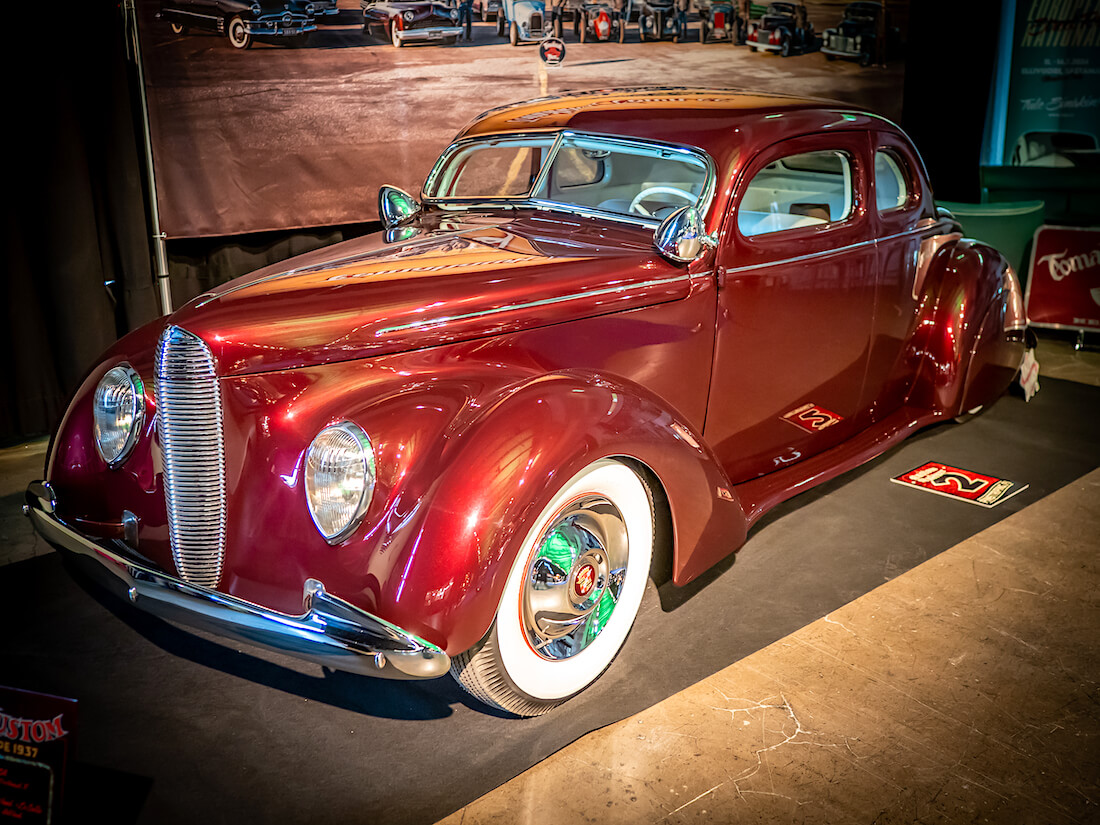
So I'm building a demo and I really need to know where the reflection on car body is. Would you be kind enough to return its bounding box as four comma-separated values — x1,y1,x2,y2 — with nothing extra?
26,89,1028,718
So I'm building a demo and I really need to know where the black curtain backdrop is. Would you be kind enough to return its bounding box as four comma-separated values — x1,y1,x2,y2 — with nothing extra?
3,0,1000,446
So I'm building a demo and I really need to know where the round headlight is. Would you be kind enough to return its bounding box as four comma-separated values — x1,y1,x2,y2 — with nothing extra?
450,8,458,20
93,364,145,467
404,9,415,21
305,422,376,544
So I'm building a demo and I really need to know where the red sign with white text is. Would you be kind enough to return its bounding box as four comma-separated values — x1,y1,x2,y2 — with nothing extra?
781,403,844,433
892,462,1029,508
0,687,78,824
1025,225,1100,332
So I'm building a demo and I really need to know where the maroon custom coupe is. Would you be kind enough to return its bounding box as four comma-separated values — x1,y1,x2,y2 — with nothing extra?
26,90,1027,716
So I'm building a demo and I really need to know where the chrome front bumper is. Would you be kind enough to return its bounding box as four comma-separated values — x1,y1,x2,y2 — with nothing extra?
24,481,450,681
395,25,463,41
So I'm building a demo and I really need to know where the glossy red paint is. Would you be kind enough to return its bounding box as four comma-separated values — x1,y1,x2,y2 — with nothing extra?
40,89,1025,664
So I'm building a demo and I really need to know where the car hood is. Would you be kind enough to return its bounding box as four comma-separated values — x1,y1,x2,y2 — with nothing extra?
170,211,691,376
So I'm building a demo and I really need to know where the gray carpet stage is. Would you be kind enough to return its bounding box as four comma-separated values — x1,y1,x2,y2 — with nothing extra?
3,378,1098,825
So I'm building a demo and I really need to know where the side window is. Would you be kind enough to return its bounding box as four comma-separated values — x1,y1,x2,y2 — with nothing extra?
874,149,909,212
738,150,853,237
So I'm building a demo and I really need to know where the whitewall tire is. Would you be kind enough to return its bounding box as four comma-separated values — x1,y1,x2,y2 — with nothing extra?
450,459,654,716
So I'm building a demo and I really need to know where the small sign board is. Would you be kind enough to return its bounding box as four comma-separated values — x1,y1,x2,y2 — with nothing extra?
539,37,566,66
781,402,844,433
0,687,78,824
1024,225,1100,333
891,462,1028,508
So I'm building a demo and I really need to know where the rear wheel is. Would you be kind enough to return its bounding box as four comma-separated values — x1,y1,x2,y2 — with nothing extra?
618,19,626,41
497,13,506,35
579,14,588,41
170,21,187,34
450,459,654,717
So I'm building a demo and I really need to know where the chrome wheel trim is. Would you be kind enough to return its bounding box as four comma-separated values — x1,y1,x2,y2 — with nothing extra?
521,494,629,661
490,459,653,703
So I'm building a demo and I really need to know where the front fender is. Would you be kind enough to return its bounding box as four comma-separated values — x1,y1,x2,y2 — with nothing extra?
371,371,747,656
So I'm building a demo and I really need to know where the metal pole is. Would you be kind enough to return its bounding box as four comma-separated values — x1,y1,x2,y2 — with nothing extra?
123,0,174,315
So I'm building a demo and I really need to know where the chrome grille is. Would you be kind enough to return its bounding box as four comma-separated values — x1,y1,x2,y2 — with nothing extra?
155,325,227,588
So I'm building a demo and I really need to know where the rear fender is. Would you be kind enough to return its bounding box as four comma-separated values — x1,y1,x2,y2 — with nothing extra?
372,371,747,656
906,238,1014,413
958,265,1027,414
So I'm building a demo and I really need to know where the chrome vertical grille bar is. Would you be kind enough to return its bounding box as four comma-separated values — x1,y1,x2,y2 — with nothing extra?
155,325,227,587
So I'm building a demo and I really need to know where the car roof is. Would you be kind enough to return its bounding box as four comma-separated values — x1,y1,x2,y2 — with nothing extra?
457,88,897,169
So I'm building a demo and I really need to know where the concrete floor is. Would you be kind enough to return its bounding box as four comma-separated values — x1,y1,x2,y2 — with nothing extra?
437,334,1100,825
3,333,1098,824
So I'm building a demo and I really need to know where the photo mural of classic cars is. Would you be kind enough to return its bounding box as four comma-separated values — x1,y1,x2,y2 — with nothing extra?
136,0,909,236
158,0,318,48
27,90,1025,716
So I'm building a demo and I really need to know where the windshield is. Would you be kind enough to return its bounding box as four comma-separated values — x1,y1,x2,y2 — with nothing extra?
424,132,713,223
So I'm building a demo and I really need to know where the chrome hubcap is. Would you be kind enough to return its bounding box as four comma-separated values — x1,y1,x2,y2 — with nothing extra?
522,495,628,661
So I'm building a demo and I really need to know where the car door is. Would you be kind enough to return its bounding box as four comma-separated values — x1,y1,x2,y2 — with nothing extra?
704,131,877,485
863,131,942,419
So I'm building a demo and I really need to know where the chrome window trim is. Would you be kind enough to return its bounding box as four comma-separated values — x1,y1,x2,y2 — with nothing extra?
724,219,955,277
422,130,718,229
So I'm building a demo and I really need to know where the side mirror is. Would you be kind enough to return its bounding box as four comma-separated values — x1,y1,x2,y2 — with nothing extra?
654,206,715,264
379,185,421,229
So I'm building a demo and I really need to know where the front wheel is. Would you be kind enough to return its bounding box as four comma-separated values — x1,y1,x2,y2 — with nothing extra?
509,19,519,44
391,20,403,47
227,15,251,49
450,459,654,717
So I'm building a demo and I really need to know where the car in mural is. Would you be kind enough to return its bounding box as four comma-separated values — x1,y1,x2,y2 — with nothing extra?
575,0,630,41
821,1,892,66
696,0,739,43
26,89,1028,717
362,0,463,45
474,0,503,19
158,0,318,49
637,0,680,40
495,0,551,43
746,1,814,55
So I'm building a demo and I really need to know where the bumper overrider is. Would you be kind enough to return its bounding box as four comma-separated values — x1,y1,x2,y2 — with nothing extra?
24,481,450,681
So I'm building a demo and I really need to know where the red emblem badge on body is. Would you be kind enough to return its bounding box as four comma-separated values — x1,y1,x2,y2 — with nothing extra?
891,462,1029,508
782,402,844,433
